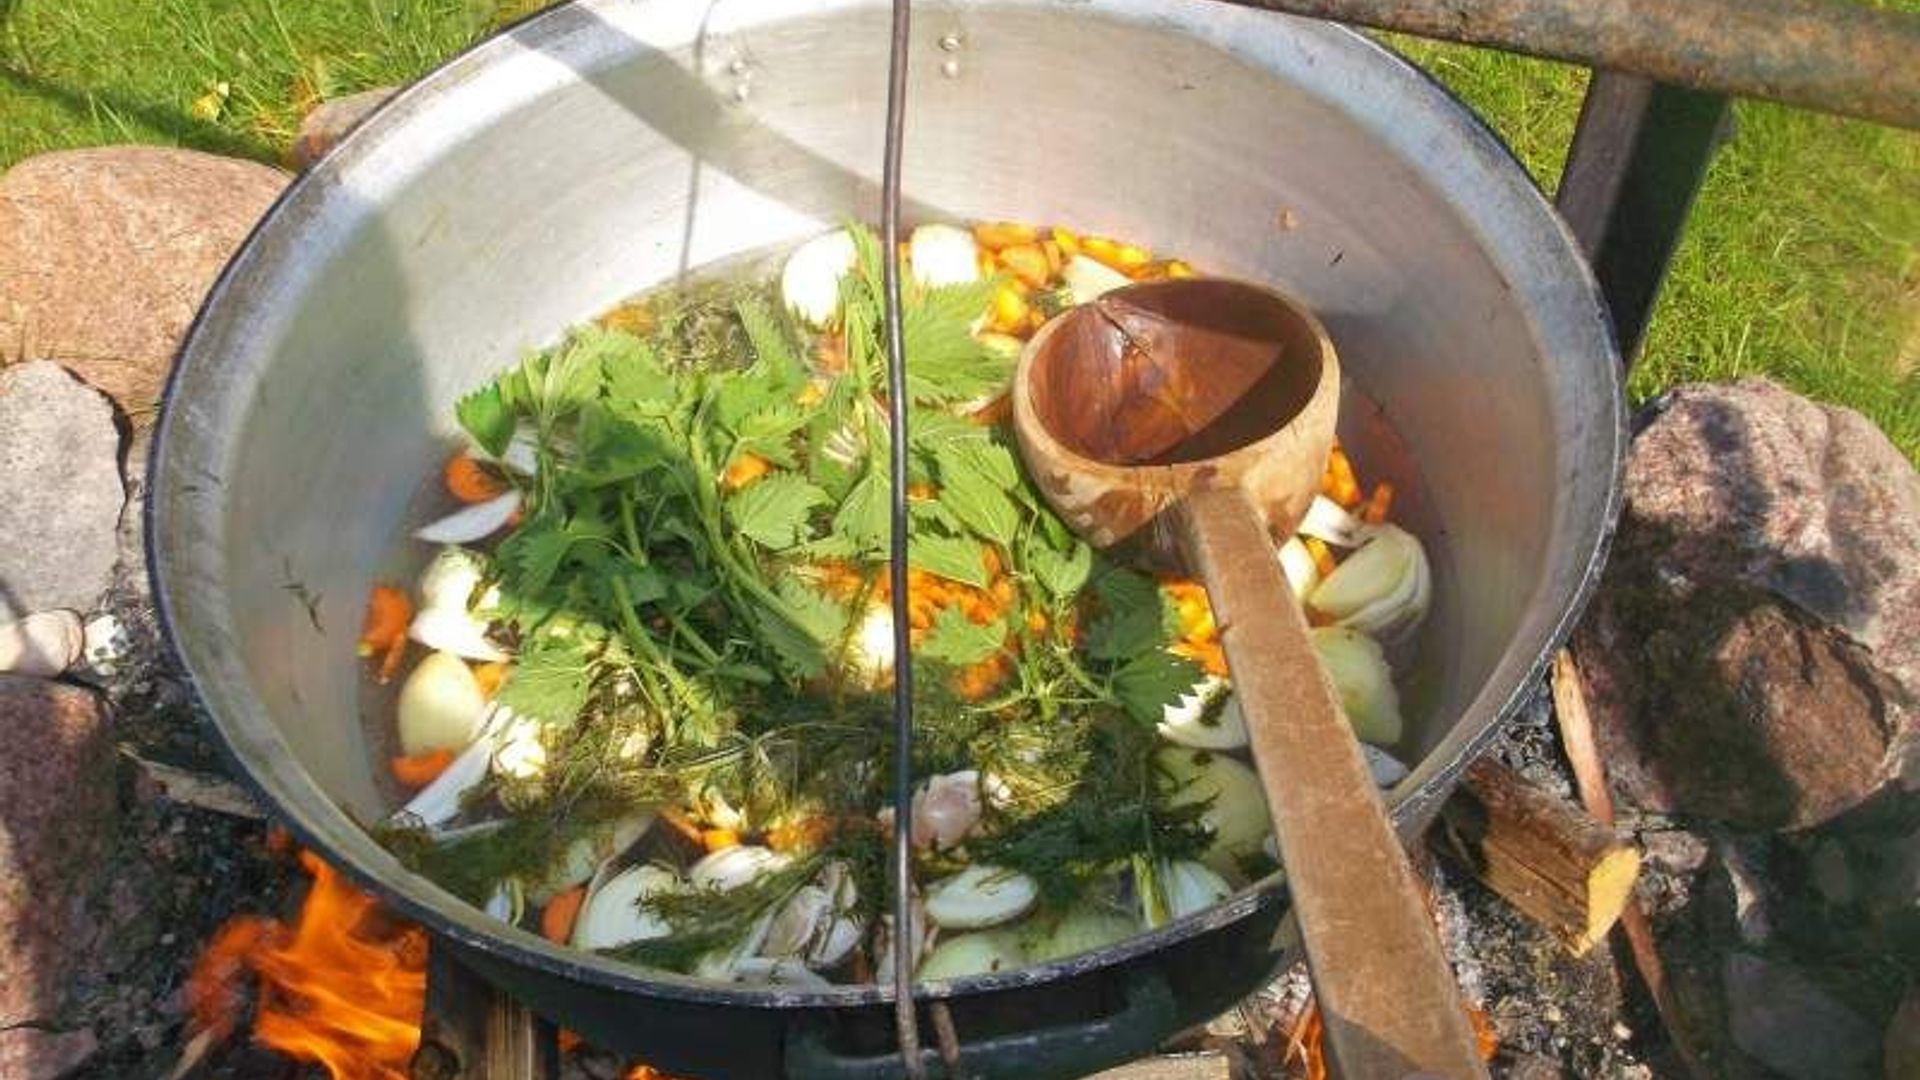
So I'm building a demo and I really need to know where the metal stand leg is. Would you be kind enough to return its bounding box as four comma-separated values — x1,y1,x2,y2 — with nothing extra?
1555,72,1731,366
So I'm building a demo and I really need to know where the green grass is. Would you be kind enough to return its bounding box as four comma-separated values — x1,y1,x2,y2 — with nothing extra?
3,0,1915,458
1386,35,1920,460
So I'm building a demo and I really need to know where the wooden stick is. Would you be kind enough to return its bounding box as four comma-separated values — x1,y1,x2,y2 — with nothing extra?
412,942,556,1080
1550,649,1711,1080
1441,758,1642,955
1089,1052,1232,1080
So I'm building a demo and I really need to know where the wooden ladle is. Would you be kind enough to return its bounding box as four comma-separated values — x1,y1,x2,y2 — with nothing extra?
1011,279,1489,1079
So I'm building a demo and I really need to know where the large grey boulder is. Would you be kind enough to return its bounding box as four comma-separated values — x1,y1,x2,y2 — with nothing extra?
0,362,123,621
1576,379,1917,830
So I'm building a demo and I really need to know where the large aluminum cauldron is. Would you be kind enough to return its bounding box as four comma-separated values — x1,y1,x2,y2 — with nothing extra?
149,0,1623,1075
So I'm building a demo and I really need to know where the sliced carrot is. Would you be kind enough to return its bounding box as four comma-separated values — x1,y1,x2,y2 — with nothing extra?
356,585,413,684
390,748,455,789
722,452,773,490
972,221,1039,251
540,885,587,944
767,816,834,854
1303,536,1338,578
1041,239,1064,276
1051,225,1082,259
1361,481,1396,525
701,828,741,852
953,655,1010,701
472,661,511,699
444,453,508,504
998,243,1051,288
1322,447,1362,508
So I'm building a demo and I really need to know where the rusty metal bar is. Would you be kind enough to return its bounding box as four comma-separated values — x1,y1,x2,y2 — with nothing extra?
1204,0,1920,130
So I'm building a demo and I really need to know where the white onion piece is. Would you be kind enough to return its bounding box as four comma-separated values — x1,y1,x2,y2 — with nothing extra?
1364,744,1411,787
416,547,487,611
392,707,510,827
1277,537,1321,598
492,718,548,781
1157,676,1248,751
413,490,522,544
495,426,540,476
909,224,981,288
690,845,788,892
694,909,777,980
781,229,857,327
1024,905,1138,964
397,651,488,755
531,814,656,904
483,878,523,925
1297,495,1367,548
1157,748,1272,879
1160,859,1232,923
873,896,929,984
1307,524,1431,642
408,607,508,663
925,865,1038,929
573,865,679,950
917,930,1026,980
1309,626,1404,746
878,770,984,850
762,885,830,960
1062,254,1131,305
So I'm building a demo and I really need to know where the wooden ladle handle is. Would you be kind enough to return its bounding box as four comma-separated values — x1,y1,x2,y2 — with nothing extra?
1181,486,1489,1080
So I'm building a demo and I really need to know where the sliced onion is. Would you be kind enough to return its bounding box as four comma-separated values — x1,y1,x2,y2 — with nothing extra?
925,865,1038,929
1277,537,1321,598
415,547,489,612
1364,744,1411,787
690,845,788,892
573,864,679,950
1161,859,1232,922
392,707,510,828
413,490,522,544
1297,495,1367,547
408,607,508,663
1158,676,1248,751
1157,747,1271,880
1024,904,1138,964
917,930,1026,980
781,229,857,327
397,651,488,755
909,224,982,288
482,878,524,925
1309,626,1404,746
525,814,657,905
1307,524,1431,642
494,426,540,476
1062,254,1131,305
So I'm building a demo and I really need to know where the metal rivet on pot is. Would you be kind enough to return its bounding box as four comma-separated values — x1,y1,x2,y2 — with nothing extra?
938,32,962,51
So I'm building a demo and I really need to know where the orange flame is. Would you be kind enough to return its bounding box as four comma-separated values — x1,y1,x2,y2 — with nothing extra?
187,850,427,1080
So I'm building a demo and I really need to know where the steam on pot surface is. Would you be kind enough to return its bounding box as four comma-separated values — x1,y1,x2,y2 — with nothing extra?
360,219,1433,988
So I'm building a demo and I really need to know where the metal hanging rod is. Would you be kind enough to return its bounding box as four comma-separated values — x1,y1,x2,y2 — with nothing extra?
1207,0,1920,130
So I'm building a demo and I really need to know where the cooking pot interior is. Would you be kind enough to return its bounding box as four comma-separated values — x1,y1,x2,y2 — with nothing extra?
152,0,1619,1004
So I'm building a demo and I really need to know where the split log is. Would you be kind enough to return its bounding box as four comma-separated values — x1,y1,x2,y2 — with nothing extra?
411,942,555,1080
1089,1051,1232,1080
1440,757,1641,955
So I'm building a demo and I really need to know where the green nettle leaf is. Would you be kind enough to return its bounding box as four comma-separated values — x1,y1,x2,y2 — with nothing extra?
601,336,675,415
934,443,1020,545
455,384,514,457
911,534,990,589
735,298,804,382
1084,568,1173,660
1027,539,1093,600
497,628,602,724
918,606,1007,666
726,473,828,550
573,403,678,484
832,468,891,556
752,578,846,679
1110,651,1204,725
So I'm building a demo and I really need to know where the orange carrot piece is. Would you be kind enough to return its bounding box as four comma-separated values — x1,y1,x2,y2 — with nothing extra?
356,585,413,684
972,221,1039,250
1303,536,1338,578
444,453,508,504
722,452,773,490
389,748,455,789
1361,481,1396,525
998,243,1051,288
472,661,510,699
541,885,587,944
1324,447,1362,508
701,828,741,852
